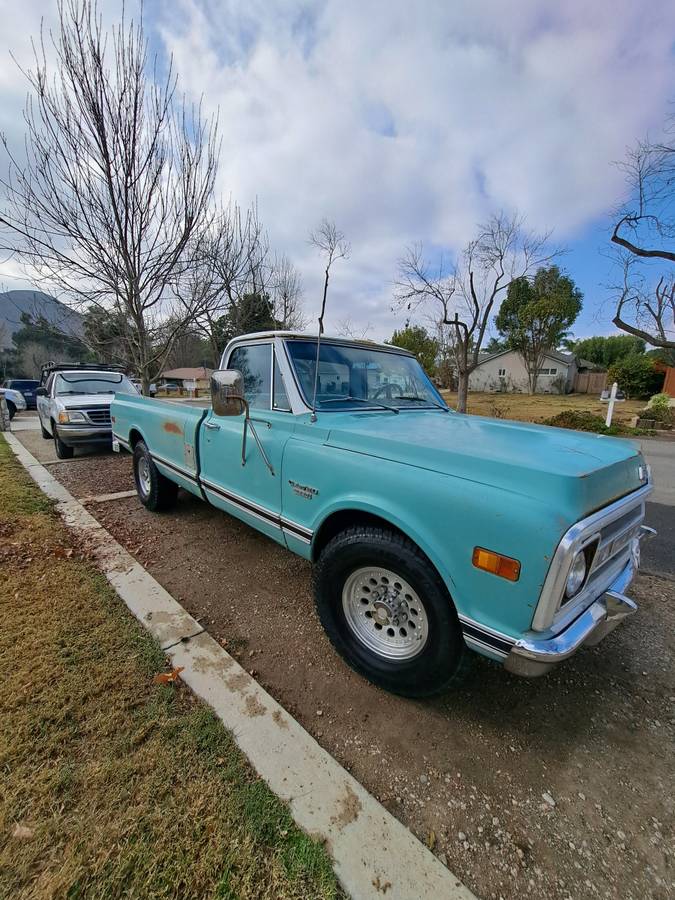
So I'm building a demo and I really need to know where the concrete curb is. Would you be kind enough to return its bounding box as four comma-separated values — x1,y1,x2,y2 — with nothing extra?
4,431,475,900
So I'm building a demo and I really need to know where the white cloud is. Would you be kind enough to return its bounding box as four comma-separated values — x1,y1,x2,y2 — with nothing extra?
2,0,674,338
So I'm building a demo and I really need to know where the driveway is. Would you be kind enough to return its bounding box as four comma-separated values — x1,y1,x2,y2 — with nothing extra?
7,414,675,900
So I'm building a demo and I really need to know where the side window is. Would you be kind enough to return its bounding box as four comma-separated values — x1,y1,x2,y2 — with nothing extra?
44,374,55,396
228,344,271,410
273,353,291,411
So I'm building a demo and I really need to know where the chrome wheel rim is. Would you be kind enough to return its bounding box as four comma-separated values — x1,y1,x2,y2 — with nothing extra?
137,456,151,497
342,567,429,661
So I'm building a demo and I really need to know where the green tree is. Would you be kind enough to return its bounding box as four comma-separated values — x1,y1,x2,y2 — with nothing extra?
570,334,645,368
389,325,439,375
11,312,89,376
483,336,508,355
212,293,278,356
495,266,582,393
607,355,663,399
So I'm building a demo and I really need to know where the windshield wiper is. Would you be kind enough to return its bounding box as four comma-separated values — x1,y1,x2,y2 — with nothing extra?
319,396,399,414
393,394,450,413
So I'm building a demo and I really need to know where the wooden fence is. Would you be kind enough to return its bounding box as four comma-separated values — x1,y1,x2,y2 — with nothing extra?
663,366,675,398
573,371,607,395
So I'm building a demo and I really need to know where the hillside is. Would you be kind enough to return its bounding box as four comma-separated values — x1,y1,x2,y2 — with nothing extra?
0,289,84,350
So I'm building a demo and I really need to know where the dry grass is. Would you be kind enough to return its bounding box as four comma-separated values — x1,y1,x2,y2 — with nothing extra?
0,436,340,900
440,391,645,426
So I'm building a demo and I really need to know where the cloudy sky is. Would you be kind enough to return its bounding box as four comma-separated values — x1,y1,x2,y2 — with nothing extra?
1,0,674,340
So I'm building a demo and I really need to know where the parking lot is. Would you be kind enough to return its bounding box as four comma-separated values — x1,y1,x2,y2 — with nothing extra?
11,412,675,900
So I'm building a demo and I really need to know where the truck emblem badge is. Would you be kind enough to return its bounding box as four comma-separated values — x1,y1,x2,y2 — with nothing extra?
289,480,319,499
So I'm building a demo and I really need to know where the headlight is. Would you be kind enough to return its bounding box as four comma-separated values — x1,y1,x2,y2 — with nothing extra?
565,551,587,598
58,410,87,424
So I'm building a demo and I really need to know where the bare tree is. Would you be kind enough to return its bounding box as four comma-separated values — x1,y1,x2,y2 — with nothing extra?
270,253,307,331
186,200,272,364
0,0,219,392
395,212,558,412
610,124,675,349
308,219,350,418
336,318,373,340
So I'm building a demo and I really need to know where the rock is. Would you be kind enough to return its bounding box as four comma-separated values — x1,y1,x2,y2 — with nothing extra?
420,774,428,784
458,831,467,841
542,792,556,807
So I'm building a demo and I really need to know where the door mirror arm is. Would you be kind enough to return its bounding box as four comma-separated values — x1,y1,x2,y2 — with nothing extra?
210,369,275,477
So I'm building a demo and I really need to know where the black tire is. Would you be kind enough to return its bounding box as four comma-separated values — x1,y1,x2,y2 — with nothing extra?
53,426,74,459
313,526,468,697
40,421,51,439
6,400,16,421
133,439,178,511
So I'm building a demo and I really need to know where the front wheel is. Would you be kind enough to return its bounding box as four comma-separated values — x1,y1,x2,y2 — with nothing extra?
53,427,74,459
313,526,468,697
133,439,178,511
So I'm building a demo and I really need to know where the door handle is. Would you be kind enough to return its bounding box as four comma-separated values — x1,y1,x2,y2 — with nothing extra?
204,421,221,431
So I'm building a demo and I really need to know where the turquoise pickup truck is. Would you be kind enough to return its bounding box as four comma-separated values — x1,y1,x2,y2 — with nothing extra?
111,332,655,696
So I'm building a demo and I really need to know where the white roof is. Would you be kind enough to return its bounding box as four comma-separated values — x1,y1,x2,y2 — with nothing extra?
229,330,412,355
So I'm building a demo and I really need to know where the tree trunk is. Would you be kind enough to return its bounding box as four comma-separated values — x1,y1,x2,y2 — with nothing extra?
456,370,469,413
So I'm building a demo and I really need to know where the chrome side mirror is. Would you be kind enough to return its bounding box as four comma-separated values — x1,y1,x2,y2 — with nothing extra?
211,370,245,417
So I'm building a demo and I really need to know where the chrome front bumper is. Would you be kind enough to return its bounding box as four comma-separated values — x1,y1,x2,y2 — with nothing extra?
56,423,112,445
505,525,656,677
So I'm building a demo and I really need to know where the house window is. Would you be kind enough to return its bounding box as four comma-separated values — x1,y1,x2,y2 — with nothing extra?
538,367,558,376
498,368,506,376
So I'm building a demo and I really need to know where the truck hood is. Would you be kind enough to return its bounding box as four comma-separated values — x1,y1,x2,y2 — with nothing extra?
60,393,114,407
323,411,646,519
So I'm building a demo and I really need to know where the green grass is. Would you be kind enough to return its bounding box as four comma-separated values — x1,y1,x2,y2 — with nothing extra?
0,436,341,900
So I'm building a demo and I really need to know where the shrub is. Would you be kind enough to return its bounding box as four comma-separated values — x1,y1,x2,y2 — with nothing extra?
607,355,663,399
544,410,652,437
644,393,674,424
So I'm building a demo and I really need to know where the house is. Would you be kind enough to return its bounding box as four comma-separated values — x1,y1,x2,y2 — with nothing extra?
469,349,585,394
160,366,213,393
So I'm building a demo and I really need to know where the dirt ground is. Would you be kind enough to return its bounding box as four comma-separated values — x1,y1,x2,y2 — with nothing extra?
440,391,645,426
21,439,672,900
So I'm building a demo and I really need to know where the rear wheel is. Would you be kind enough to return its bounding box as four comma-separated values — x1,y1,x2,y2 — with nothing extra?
133,439,178,511
6,400,16,421
53,426,74,459
313,526,468,697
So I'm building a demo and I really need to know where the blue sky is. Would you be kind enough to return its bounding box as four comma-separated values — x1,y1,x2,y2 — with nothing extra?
1,0,675,342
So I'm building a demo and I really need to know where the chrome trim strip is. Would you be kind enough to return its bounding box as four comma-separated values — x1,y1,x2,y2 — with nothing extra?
151,452,198,484
200,478,314,542
463,634,508,660
532,482,652,632
203,486,282,531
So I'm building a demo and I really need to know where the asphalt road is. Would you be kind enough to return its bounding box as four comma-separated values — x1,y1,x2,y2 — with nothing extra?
640,438,675,578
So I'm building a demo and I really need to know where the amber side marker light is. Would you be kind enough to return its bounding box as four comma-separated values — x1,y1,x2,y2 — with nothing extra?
472,547,521,582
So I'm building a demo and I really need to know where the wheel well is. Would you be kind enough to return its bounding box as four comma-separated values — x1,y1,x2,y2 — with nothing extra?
312,509,417,562
129,428,144,448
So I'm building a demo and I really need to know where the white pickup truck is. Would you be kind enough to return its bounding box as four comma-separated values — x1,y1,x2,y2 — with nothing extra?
37,364,138,458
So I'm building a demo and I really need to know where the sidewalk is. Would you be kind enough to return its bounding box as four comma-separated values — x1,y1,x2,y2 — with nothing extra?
0,436,340,900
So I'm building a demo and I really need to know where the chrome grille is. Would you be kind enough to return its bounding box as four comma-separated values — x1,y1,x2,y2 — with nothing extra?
70,405,111,425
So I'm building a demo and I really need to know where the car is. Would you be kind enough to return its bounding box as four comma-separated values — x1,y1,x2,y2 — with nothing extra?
2,378,41,409
111,331,655,697
37,364,138,459
0,386,27,420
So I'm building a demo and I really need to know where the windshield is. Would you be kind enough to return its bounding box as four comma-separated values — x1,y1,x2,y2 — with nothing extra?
54,372,138,396
285,340,446,411
6,380,39,390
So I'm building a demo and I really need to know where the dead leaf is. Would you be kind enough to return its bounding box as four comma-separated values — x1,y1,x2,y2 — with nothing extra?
153,666,185,685
12,824,34,840
426,829,436,850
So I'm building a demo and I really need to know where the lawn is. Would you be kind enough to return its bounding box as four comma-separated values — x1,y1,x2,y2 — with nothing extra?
440,390,645,426
0,436,340,900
